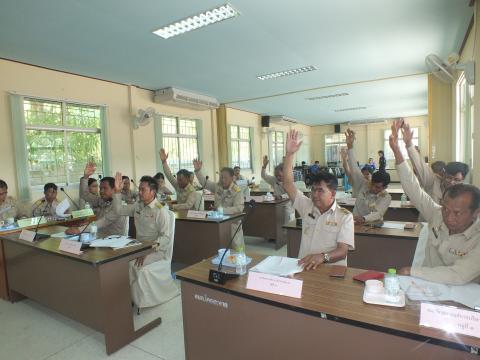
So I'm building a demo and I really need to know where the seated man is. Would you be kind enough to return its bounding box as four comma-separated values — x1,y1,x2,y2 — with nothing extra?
0,180,23,221
261,156,295,225
153,172,173,197
283,130,354,270
390,120,480,285
32,183,60,217
67,162,127,238
233,166,245,182
121,175,138,204
79,177,100,211
159,149,197,210
112,173,177,307
345,129,392,224
194,160,245,249
402,119,469,204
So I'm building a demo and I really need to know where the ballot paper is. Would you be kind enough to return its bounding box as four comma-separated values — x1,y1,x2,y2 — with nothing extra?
250,256,303,277
55,198,71,217
399,276,480,309
89,236,133,249
382,221,407,230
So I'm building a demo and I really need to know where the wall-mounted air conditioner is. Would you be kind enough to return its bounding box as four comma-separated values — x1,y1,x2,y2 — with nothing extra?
154,87,219,111
270,115,298,125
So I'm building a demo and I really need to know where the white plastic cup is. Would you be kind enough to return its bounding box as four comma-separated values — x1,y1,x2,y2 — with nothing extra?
80,233,91,243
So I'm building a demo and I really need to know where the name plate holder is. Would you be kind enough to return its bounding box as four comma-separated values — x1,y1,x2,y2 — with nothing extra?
186,210,208,219
19,229,36,242
58,238,83,255
17,217,47,228
72,208,94,218
246,271,303,298
420,303,480,339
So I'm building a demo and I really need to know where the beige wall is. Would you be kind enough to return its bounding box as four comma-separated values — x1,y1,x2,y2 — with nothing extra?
0,59,216,201
471,2,480,186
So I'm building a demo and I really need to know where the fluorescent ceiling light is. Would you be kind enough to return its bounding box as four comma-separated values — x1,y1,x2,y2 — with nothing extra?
153,4,239,39
306,92,349,101
334,106,367,112
257,66,317,80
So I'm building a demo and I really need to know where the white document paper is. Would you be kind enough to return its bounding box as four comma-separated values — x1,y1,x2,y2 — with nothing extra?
399,276,480,309
90,236,132,248
250,256,303,277
56,198,71,217
382,221,407,230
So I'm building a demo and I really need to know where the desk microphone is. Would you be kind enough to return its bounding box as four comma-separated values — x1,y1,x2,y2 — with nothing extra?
130,179,138,190
196,176,209,211
60,187,80,210
33,203,51,241
209,199,256,284
98,174,102,180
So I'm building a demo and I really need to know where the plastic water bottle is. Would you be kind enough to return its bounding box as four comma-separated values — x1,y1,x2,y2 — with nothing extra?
217,206,224,217
400,193,407,206
84,202,91,210
236,250,247,275
384,268,400,303
90,221,97,241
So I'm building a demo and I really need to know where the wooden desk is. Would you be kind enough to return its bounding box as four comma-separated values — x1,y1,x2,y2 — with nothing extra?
284,220,421,272
338,200,419,222
177,255,479,360
173,211,245,266
388,188,405,201
242,198,290,249
1,225,160,354
0,216,93,301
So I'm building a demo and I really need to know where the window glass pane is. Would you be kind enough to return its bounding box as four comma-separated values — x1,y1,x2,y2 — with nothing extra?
179,119,197,136
230,125,238,139
277,131,284,142
24,98,62,126
66,132,103,181
65,104,101,128
178,138,198,171
239,141,251,169
163,137,180,173
231,141,239,166
239,127,250,140
26,130,66,186
162,117,177,134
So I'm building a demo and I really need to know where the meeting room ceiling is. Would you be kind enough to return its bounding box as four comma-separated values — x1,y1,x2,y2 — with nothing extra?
0,0,473,125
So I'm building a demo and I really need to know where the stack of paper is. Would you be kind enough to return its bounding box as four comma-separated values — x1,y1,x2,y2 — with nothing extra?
250,256,303,277
90,236,134,249
382,221,406,230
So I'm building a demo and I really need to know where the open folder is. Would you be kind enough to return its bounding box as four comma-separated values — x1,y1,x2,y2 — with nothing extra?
249,256,303,277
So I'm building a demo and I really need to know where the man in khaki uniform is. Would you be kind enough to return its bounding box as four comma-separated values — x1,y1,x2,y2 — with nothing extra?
67,162,127,238
159,149,197,210
401,120,469,205
390,120,480,285
193,160,245,248
121,176,138,204
112,173,178,308
261,156,295,223
282,130,354,270
31,183,60,217
345,129,392,224
0,180,23,221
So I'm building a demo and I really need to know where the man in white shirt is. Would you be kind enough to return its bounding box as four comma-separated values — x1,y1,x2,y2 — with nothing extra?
283,130,354,270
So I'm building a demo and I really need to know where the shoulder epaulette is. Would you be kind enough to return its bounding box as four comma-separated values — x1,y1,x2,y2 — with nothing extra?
338,206,351,214
156,202,163,209
233,185,241,193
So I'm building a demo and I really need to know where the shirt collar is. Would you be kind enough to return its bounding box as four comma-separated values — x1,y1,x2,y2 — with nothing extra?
462,219,480,240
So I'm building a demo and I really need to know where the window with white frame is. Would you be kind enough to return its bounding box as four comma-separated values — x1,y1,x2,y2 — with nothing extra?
383,127,419,165
23,98,105,187
455,72,474,169
161,117,199,173
269,131,284,167
325,133,346,164
230,125,252,169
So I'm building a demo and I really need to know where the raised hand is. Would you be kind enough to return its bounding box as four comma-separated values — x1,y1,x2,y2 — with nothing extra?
159,148,168,163
285,130,302,155
114,172,123,193
84,162,96,177
401,122,414,147
345,129,355,149
193,158,203,172
389,123,401,153
262,155,269,168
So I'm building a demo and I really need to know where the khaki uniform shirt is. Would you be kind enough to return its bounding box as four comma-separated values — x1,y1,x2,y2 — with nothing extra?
0,196,20,221
348,148,392,222
31,198,59,217
80,178,127,238
121,189,138,204
195,170,244,214
293,190,354,265
163,164,197,210
261,167,295,224
406,144,443,204
113,194,173,263
397,161,480,285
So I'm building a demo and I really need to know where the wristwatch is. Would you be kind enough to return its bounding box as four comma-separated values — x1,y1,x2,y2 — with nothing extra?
323,253,330,263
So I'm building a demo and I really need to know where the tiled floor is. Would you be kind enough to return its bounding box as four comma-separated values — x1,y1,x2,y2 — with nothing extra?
0,236,280,360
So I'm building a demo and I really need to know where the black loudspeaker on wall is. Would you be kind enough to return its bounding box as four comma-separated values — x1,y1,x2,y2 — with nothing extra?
261,116,270,127
334,124,341,133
